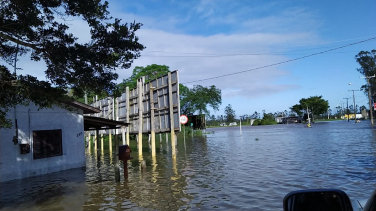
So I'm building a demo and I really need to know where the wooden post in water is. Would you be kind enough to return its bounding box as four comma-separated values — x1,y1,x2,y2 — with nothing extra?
138,79,143,156
126,87,130,145
149,84,156,157
101,133,104,152
114,134,120,182
94,131,97,154
109,133,112,152
88,132,91,152
96,130,100,158
192,124,193,139
110,98,114,152
168,72,176,156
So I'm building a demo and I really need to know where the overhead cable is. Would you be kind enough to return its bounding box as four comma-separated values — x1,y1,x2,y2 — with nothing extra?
182,36,376,84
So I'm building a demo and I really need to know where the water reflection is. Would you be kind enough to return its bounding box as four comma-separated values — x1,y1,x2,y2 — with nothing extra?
0,168,86,211
1,121,376,210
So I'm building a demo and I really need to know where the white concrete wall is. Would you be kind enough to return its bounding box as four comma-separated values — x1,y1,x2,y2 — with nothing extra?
0,103,85,182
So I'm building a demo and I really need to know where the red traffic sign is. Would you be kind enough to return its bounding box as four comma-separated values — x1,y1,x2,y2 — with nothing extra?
180,115,188,124
374,103,376,109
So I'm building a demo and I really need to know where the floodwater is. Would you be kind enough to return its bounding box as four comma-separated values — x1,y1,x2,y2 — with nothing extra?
1,120,376,210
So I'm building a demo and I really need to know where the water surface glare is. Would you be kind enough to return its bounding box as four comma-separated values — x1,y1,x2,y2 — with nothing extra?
1,120,376,210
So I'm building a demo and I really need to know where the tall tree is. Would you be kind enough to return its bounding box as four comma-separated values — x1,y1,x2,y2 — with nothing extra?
300,96,329,117
180,84,222,116
118,64,170,91
250,111,258,119
291,96,329,121
224,104,236,123
290,104,303,116
355,50,376,125
356,50,376,97
1,0,144,128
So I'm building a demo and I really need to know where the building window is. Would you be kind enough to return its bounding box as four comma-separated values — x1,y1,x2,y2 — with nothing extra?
33,129,63,159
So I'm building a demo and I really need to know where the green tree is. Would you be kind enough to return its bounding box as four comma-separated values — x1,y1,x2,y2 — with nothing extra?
118,64,170,91
360,105,367,111
180,84,222,116
1,0,144,128
290,104,303,116
335,106,342,118
355,50,376,97
292,96,329,121
1,65,69,128
355,50,376,124
261,113,277,125
224,104,236,123
250,111,259,119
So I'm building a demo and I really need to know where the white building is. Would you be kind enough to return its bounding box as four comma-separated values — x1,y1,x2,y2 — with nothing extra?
0,101,100,182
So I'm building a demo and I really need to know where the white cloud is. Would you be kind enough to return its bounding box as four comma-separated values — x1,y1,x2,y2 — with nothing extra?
123,28,317,100
8,0,320,108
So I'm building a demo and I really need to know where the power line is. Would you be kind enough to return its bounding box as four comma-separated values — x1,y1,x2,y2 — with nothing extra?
141,50,369,57
142,35,376,57
182,36,376,84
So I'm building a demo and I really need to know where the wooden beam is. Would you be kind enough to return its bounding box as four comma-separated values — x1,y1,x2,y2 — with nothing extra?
168,72,176,157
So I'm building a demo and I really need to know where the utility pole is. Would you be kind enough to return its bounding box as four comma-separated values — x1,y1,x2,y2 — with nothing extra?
360,75,375,125
343,97,351,122
349,89,360,123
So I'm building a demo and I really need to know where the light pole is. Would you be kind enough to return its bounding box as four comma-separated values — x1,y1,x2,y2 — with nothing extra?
349,83,360,123
343,97,350,122
360,75,375,125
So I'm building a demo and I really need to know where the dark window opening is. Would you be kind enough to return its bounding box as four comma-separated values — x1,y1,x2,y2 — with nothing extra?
33,129,63,159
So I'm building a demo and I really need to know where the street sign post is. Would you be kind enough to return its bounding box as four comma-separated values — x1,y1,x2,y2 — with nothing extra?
180,115,188,124
180,115,188,143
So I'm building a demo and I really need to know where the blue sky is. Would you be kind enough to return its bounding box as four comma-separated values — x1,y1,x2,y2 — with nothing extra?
12,0,376,118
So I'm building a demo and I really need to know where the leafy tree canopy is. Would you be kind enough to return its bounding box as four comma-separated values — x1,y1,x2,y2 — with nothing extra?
1,65,69,128
180,84,222,116
1,0,144,128
224,104,235,123
290,104,303,116
290,96,329,117
355,50,376,98
118,64,170,91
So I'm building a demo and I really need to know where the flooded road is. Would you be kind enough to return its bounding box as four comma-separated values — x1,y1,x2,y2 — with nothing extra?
1,120,376,210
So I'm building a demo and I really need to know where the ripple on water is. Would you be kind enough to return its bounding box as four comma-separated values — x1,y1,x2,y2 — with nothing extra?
1,121,376,210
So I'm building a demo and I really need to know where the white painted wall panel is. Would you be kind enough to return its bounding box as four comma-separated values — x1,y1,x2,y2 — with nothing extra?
0,103,85,182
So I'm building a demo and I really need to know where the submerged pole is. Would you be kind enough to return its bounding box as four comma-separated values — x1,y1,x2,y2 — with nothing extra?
101,133,104,152
240,118,242,135
109,133,112,152
150,84,156,157
88,132,91,152
114,134,120,182
168,72,176,156
94,130,98,154
138,79,143,156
